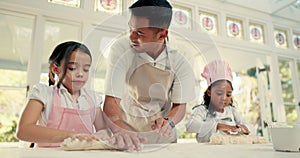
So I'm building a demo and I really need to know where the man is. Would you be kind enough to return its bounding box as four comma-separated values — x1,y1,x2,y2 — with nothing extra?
103,0,196,151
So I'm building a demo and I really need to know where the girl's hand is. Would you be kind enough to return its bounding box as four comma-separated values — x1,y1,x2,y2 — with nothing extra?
236,124,250,135
217,123,240,134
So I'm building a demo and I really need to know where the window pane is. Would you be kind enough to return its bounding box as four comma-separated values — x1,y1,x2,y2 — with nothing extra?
40,20,81,83
0,12,34,142
278,59,295,103
199,11,218,35
83,28,117,94
285,105,297,122
233,68,263,136
0,88,26,142
48,0,80,8
249,23,264,44
298,61,300,85
0,12,34,82
226,17,243,40
95,0,122,14
293,34,300,50
0,69,27,87
171,5,192,29
274,29,288,48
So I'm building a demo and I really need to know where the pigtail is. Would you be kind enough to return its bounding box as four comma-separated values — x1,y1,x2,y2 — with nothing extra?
48,63,56,86
48,71,55,86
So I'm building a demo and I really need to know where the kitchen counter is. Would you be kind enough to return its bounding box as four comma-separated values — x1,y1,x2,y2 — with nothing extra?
1,143,299,158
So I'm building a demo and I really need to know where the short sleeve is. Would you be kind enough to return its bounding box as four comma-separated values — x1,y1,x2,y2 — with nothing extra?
86,89,103,108
28,83,53,107
104,37,133,98
169,50,196,103
186,105,218,143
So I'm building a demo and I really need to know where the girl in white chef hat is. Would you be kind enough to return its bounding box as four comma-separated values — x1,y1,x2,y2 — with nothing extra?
186,60,255,143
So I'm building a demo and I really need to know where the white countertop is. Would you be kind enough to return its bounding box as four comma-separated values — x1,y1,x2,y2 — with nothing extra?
1,143,299,158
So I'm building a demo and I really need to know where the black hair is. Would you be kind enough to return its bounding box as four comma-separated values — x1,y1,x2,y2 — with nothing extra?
129,0,173,29
193,80,234,116
48,41,92,87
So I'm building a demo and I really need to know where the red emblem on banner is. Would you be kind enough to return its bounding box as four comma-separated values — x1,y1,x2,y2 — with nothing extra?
229,22,239,36
275,33,285,45
202,17,214,31
174,10,187,25
251,27,261,40
100,0,117,10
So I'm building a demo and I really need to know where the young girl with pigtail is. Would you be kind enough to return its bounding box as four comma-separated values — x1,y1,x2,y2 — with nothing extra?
17,41,107,147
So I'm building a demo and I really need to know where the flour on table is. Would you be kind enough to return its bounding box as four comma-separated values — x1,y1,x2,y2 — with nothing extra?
60,130,115,151
210,133,268,145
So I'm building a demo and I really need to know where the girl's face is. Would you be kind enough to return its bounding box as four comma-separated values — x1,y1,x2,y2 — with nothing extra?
207,81,232,112
57,50,91,94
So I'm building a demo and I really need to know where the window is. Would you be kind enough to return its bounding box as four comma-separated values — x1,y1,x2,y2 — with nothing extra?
0,11,34,142
199,11,218,35
278,58,298,122
293,33,300,50
95,0,122,14
48,0,81,8
274,29,288,48
40,19,81,83
226,17,243,39
171,5,192,29
82,26,120,94
249,23,264,44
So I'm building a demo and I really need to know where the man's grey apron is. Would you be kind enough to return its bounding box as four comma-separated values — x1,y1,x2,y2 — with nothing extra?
120,49,177,143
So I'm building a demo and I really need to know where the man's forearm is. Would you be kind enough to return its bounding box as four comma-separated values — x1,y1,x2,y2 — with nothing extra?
165,103,186,125
103,95,128,132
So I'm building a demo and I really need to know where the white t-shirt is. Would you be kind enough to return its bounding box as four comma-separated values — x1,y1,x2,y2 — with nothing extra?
28,83,102,126
104,37,196,104
186,105,255,143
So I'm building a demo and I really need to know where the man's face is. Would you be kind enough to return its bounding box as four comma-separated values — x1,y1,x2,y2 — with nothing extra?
128,15,165,53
